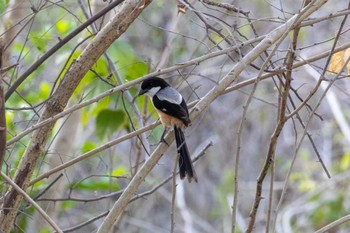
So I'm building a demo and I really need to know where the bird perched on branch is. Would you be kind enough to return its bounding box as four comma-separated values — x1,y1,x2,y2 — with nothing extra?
137,77,198,182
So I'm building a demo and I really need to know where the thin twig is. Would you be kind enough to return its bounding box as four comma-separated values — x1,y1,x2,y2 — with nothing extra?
231,31,282,233
5,0,125,100
62,211,110,233
201,0,249,15
7,37,350,148
170,155,179,233
0,63,18,74
0,172,63,233
273,6,349,230
29,121,159,186
56,142,211,232
6,36,261,147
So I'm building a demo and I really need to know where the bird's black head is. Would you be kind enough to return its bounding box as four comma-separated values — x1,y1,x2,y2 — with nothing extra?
138,77,170,96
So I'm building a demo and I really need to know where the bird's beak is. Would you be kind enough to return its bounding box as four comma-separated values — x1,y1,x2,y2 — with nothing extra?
138,89,147,96
132,89,147,103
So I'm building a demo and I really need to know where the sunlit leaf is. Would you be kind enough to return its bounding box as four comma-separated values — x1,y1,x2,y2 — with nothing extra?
55,20,71,35
111,166,128,176
13,42,30,59
209,32,224,45
5,111,14,127
39,82,50,99
340,153,350,171
82,141,96,153
345,48,350,77
344,48,350,61
328,51,344,74
39,228,50,233
29,31,49,52
298,179,316,192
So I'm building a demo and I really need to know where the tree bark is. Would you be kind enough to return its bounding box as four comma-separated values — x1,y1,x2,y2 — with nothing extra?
0,0,152,232
0,48,6,171
96,0,328,232
27,105,81,233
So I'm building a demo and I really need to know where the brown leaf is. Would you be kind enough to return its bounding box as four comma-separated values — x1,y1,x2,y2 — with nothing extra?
328,51,344,74
344,48,350,78
177,4,186,14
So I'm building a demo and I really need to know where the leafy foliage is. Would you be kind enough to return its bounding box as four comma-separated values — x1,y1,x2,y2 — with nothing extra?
95,109,126,139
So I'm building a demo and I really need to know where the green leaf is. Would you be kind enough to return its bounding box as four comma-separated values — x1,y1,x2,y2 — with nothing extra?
148,125,164,145
39,82,51,99
82,141,96,153
95,109,125,139
341,153,350,171
62,200,78,210
70,177,120,191
111,166,128,176
55,19,71,36
0,0,9,14
39,228,51,233
124,58,148,81
29,28,53,52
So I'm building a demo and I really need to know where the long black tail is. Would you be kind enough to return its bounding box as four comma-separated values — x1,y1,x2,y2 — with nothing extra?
174,126,198,182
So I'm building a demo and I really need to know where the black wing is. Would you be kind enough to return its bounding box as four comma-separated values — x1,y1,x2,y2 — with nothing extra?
153,95,190,126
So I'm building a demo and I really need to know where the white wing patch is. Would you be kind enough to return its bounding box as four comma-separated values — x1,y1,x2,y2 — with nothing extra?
157,87,183,105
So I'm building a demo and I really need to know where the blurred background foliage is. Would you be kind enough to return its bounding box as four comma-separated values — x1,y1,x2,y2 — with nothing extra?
1,0,350,232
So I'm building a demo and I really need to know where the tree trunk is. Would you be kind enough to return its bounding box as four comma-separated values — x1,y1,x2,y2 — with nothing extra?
0,1,152,232
27,105,81,233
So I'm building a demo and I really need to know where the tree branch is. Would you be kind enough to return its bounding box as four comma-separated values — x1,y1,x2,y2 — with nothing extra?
96,1,328,232
4,0,125,101
0,172,63,233
0,0,152,232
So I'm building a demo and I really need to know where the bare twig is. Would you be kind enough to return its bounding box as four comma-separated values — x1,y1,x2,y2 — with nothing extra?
245,1,328,232
5,0,125,100
58,142,211,232
273,6,349,231
0,172,63,233
0,1,152,231
231,33,282,233
62,211,110,233
201,0,249,16
97,1,329,231
0,76,5,169
6,35,261,147
29,121,159,186
0,63,18,74
170,155,179,233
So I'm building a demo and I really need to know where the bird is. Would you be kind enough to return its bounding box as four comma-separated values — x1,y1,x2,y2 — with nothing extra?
137,77,198,182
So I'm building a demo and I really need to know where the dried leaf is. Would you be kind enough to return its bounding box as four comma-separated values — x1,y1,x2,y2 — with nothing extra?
177,4,186,14
328,51,344,74
344,48,350,61
344,48,350,78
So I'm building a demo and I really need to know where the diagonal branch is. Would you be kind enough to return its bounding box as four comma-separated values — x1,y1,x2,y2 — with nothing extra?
96,1,328,232
246,1,327,231
0,172,63,233
0,0,152,232
4,0,125,101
